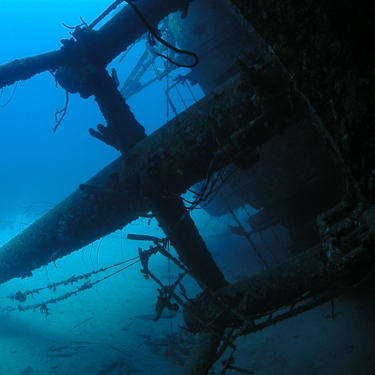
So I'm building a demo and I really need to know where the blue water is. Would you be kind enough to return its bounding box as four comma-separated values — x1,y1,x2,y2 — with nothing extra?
0,0,201,225
1,1,119,223
1,2,375,375
0,2,204,374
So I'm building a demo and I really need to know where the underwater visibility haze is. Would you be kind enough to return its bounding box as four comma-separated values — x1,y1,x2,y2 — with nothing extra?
1,1,375,375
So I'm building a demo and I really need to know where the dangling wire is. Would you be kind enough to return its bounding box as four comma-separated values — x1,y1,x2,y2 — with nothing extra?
0,82,18,108
125,0,198,68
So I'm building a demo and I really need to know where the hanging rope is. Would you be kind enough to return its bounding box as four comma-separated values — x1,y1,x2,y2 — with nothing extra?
1,256,140,316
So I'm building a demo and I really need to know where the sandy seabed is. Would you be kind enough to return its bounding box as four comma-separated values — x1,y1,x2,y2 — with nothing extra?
1,218,374,375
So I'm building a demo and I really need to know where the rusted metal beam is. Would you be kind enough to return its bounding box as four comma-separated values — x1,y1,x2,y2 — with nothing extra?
0,0,192,89
0,69,260,285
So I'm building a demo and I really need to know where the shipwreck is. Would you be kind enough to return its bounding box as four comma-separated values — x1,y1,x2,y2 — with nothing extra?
0,0,374,374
